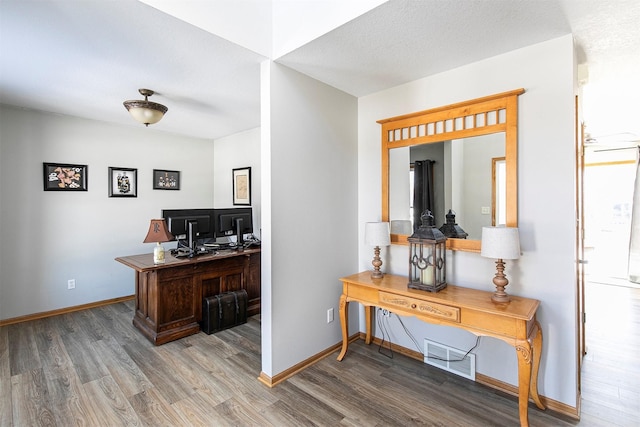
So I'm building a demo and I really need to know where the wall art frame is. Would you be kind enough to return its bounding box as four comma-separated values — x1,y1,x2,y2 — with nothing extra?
153,169,180,190
43,162,88,191
108,167,138,197
232,167,251,205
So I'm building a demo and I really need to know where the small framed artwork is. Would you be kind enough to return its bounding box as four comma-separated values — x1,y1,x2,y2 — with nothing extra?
232,167,251,205
153,169,180,190
43,163,88,191
108,167,137,197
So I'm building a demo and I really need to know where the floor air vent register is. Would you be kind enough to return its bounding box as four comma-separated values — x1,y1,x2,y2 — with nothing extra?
424,339,476,381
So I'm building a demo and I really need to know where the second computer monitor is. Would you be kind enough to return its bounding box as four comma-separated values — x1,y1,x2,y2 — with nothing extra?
214,207,253,243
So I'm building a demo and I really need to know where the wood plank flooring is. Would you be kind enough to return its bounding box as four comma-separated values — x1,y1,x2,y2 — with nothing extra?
580,281,640,426
1,283,638,426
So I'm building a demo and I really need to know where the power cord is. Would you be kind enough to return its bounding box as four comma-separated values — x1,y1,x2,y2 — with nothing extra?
376,308,482,363
376,309,394,358
395,314,425,356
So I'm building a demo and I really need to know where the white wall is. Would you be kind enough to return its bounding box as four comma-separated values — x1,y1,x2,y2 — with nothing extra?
213,127,262,239
261,62,359,376
0,106,215,320
358,35,578,407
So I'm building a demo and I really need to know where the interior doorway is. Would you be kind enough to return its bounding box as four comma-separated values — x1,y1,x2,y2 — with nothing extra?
578,128,640,419
579,140,638,413
583,145,637,287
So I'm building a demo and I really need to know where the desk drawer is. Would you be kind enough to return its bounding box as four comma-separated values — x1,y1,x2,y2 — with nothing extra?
157,265,193,280
379,291,460,322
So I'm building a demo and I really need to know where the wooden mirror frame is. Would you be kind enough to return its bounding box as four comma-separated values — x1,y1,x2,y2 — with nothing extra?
379,89,525,252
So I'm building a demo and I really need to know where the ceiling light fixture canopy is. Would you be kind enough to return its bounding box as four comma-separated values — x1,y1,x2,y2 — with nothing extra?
123,88,168,126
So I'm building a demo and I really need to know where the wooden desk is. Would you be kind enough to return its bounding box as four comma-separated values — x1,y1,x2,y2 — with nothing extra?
337,272,545,427
116,248,260,345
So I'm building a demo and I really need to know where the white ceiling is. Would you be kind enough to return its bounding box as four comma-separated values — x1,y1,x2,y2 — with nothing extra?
1,0,639,141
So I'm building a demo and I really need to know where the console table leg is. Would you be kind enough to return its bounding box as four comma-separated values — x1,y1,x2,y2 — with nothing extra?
337,294,349,361
364,305,373,345
529,321,546,410
516,340,533,427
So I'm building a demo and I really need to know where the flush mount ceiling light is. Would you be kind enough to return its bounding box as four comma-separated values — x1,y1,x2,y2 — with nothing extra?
123,88,168,126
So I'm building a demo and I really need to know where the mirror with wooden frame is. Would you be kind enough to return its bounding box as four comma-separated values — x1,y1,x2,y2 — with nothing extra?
379,89,524,252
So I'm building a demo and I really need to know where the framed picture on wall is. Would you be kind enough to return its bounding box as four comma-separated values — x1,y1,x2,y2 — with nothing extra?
108,167,137,197
232,167,251,205
43,162,88,191
153,169,180,190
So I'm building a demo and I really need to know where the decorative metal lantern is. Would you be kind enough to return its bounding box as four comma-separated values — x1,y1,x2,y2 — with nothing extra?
408,211,447,292
439,209,468,239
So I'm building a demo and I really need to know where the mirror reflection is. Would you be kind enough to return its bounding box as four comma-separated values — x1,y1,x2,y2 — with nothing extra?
380,89,523,252
389,133,505,240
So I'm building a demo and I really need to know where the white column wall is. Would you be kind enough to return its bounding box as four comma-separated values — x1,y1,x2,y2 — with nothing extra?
261,62,359,376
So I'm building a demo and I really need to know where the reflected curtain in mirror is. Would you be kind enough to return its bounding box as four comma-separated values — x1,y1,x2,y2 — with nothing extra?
413,160,435,231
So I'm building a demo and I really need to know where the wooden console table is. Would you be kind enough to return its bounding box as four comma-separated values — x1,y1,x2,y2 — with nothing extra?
337,272,545,427
116,248,260,345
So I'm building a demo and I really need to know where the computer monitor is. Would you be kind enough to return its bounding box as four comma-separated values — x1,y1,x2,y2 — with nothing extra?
213,207,253,245
162,208,216,252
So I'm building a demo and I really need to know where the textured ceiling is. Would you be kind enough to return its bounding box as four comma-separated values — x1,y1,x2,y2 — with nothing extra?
1,0,639,141
276,0,572,97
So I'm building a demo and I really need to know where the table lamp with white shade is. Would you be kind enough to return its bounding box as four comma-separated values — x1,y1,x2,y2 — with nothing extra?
365,222,390,279
481,226,521,303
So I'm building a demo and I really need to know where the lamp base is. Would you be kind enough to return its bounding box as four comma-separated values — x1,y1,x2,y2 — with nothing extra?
491,258,510,303
491,291,511,303
371,246,383,279
153,242,166,264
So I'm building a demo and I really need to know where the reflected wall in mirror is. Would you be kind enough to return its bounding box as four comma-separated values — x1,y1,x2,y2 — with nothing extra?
379,89,524,252
391,134,506,240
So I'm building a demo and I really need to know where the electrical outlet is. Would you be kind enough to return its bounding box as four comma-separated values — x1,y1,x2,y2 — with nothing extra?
327,308,334,323
481,206,490,215
382,309,391,317
68,279,75,290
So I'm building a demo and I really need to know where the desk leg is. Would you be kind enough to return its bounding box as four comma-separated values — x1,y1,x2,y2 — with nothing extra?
516,340,533,427
529,321,546,410
364,305,373,345
337,293,349,361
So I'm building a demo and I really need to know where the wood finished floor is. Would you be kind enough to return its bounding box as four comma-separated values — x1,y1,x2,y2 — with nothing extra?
0,281,638,426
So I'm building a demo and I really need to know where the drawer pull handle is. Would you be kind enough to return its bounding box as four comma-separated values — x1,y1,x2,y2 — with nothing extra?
411,304,417,309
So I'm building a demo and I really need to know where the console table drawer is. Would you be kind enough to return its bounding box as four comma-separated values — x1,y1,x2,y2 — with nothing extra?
379,291,460,322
